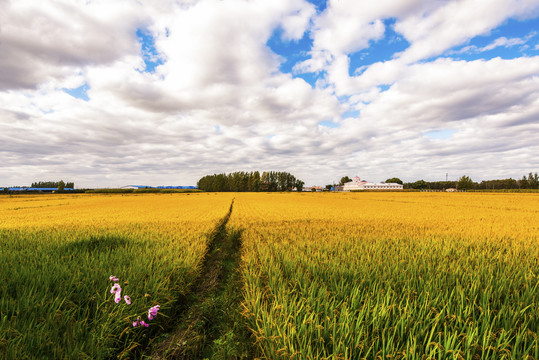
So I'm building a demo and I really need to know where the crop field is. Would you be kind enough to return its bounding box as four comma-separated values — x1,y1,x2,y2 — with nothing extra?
0,193,234,359
230,192,539,359
1,192,538,359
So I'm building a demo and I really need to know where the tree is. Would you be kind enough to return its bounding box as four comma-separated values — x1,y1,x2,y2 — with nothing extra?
457,175,474,190
252,171,261,192
197,171,303,192
57,180,65,191
527,172,539,189
410,179,427,189
385,177,403,185
295,180,304,192
339,176,352,186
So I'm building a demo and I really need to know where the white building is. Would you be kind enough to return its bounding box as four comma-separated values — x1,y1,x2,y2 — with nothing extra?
342,176,403,191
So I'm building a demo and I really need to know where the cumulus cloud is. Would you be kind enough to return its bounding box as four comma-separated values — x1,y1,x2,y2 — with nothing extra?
1,0,538,187
0,0,147,90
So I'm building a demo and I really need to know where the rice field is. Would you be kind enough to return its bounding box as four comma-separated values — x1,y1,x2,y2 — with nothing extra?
1,192,538,359
230,192,539,359
0,193,234,359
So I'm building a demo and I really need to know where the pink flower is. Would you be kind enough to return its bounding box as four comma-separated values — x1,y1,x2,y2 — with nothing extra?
148,305,160,320
133,316,141,327
114,292,122,303
124,295,132,305
109,275,119,282
140,320,149,327
110,283,121,294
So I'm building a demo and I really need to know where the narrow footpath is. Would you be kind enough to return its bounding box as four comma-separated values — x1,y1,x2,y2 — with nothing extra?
149,199,255,359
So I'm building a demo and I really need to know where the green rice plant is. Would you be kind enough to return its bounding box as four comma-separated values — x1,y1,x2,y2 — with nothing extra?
0,193,234,359
231,192,539,359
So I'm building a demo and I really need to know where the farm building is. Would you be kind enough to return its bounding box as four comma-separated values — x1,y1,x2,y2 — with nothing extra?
342,177,403,191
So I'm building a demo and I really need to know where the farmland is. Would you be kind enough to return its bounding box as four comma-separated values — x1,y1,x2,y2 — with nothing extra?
0,193,234,359
1,192,538,359
231,192,539,359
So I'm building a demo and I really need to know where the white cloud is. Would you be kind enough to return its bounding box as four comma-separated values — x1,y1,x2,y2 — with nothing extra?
1,0,538,187
394,0,539,63
453,31,537,54
0,0,147,90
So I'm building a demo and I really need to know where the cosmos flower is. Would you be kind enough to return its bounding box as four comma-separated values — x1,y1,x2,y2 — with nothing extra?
109,275,119,282
110,283,121,294
124,295,132,305
148,305,160,320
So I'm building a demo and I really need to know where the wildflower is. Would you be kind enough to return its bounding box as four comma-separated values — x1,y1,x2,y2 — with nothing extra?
133,316,141,327
140,320,149,327
114,292,122,303
124,295,132,305
110,283,121,294
148,305,160,320
109,275,119,282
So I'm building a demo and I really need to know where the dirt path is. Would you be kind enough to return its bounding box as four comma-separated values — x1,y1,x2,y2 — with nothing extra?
149,199,255,359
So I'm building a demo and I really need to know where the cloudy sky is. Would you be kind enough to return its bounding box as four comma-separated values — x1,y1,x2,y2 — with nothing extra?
1,0,538,188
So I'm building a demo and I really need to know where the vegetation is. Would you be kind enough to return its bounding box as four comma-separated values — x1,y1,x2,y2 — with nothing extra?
31,180,75,188
385,177,403,184
339,176,352,185
0,193,234,359
2,192,538,359
230,192,539,359
197,171,303,192
404,172,538,190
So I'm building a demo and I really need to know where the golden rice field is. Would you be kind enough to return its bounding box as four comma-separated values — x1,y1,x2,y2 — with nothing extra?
0,193,234,359
1,192,538,359
229,192,539,359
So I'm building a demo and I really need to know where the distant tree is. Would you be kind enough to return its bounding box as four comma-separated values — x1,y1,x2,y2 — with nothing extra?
253,171,261,192
32,180,74,189
415,180,428,189
325,184,333,190
527,172,539,189
385,177,403,185
197,171,303,192
457,175,474,190
295,180,304,192
519,175,529,189
339,176,352,186
57,180,65,191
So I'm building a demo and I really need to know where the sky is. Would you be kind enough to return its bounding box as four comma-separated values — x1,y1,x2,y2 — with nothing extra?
1,0,539,188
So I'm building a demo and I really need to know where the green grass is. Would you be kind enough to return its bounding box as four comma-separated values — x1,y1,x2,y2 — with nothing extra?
0,226,210,359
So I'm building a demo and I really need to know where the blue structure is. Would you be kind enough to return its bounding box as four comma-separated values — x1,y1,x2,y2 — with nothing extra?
5,187,75,191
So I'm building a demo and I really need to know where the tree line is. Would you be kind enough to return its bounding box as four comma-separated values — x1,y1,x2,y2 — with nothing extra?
403,172,538,190
31,181,74,189
197,171,304,192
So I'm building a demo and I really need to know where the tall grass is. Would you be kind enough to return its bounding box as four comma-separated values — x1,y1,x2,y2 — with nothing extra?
0,193,234,359
231,192,539,359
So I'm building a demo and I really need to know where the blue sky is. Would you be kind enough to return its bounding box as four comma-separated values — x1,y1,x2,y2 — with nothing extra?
1,0,538,187
265,10,539,88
